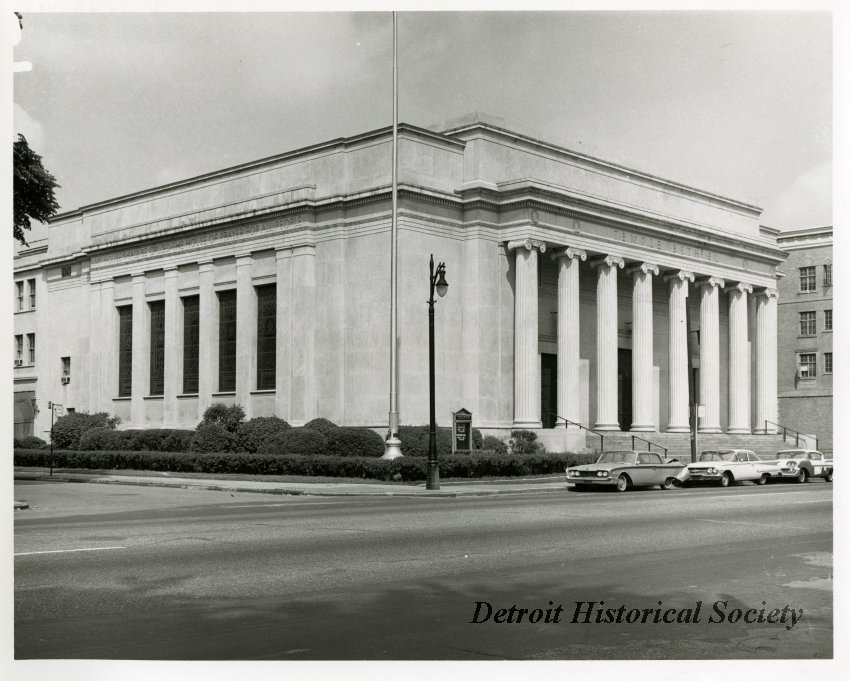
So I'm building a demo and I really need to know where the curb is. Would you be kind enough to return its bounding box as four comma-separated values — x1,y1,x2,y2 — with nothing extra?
13,472,567,498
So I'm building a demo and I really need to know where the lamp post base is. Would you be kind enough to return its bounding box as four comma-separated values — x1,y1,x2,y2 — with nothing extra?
426,463,440,490
382,436,403,460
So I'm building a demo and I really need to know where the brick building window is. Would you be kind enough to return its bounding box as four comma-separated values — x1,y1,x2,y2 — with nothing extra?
182,296,199,394
16,281,24,311
118,306,133,397
799,266,816,292
149,301,165,396
824,309,832,331
823,264,832,287
799,311,816,336
27,333,35,364
798,353,816,379
62,356,71,378
28,278,36,309
218,290,237,392
15,335,23,363
824,352,833,374
256,285,276,390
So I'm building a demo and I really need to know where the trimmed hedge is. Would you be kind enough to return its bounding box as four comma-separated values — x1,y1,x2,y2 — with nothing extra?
324,427,385,457
190,424,237,453
13,435,46,449
236,417,292,453
303,418,340,437
79,428,194,452
13,448,596,481
398,425,484,457
258,427,328,456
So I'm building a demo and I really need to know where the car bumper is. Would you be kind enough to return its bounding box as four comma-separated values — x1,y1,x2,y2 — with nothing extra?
687,472,724,482
566,477,616,486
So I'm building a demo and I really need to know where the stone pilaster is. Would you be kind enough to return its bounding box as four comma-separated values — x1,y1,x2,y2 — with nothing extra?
553,247,586,428
275,248,293,422
291,245,317,425
697,276,725,433
163,267,180,427
592,254,625,430
235,254,255,417
507,239,546,428
101,280,116,404
130,273,148,426
197,261,215,415
664,270,694,432
754,288,779,434
630,262,659,431
88,281,102,413
726,282,753,433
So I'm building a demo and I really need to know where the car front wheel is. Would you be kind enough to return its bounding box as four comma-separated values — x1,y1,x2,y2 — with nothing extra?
660,478,674,490
719,472,732,487
615,475,629,493
825,469,833,483
796,468,808,484
757,473,770,486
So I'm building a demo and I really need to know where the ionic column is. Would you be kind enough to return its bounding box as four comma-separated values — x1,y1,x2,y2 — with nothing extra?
130,273,148,426
754,288,778,434
726,282,753,433
163,267,180,427
664,270,694,432
697,276,725,433
235,254,255,417
630,262,659,431
275,248,293,422
508,239,546,428
552,247,586,428
197,261,215,416
592,254,625,430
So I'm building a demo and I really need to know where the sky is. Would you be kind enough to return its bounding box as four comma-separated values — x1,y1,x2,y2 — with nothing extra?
10,4,836,231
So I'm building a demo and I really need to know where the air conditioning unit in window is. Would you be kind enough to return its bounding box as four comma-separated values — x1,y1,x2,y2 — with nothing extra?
14,359,23,367
61,376,71,385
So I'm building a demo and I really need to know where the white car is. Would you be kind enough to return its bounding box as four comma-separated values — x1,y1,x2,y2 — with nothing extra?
686,449,781,487
772,450,833,483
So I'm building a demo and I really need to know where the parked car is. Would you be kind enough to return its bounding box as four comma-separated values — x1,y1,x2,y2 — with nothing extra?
771,450,833,483
686,449,781,487
565,450,690,492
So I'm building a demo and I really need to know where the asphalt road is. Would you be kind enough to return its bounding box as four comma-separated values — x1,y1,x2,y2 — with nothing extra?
14,479,832,660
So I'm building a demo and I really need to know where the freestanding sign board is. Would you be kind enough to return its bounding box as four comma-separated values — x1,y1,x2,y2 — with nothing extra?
452,408,472,454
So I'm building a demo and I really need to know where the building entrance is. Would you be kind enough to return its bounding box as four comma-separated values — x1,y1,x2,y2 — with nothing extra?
618,348,632,431
541,353,557,428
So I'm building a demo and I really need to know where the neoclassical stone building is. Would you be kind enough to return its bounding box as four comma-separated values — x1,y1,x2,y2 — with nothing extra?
13,113,788,451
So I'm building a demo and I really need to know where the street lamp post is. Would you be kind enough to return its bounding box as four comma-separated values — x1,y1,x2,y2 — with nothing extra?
427,254,449,490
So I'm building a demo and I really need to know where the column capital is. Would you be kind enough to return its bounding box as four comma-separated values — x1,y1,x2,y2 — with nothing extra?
236,254,254,267
198,260,215,274
754,287,778,300
627,262,659,276
589,254,625,269
131,273,146,284
663,270,695,283
724,282,753,295
696,276,725,289
506,238,546,254
163,266,179,277
275,246,292,261
551,246,586,262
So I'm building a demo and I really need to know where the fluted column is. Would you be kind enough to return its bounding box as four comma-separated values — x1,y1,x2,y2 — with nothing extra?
630,262,659,431
697,276,724,433
163,267,180,427
553,247,586,428
130,273,148,426
726,282,753,433
665,270,694,432
235,255,255,417
508,239,546,428
593,254,625,430
754,288,778,434
197,261,215,416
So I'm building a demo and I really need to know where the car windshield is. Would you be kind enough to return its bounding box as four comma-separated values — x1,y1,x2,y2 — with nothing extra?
699,450,738,462
778,451,816,460
597,451,637,464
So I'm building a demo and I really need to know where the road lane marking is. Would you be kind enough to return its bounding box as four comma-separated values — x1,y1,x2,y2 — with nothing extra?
697,518,808,531
14,546,126,557
792,499,832,504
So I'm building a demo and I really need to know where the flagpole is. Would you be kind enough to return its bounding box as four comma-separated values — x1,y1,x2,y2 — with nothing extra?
384,10,402,459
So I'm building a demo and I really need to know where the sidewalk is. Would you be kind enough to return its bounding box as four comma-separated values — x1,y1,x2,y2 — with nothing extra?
13,467,569,498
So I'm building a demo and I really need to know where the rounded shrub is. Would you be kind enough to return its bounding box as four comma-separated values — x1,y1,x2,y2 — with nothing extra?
199,403,245,434
482,435,508,456
14,435,47,449
324,427,385,457
236,416,292,453
303,417,339,438
50,411,120,450
189,423,237,453
508,429,545,455
257,427,328,456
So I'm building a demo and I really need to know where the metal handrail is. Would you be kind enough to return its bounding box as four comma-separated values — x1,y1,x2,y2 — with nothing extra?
544,411,605,452
764,420,818,450
630,435,668,457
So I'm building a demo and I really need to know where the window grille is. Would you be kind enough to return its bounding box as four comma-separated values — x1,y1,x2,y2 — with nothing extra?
149,301,165,396
182,296,199,394
256,285,277,390
218,290,237,392
118,306,133,397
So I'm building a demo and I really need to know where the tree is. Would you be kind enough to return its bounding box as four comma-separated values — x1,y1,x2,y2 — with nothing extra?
13,133,60,246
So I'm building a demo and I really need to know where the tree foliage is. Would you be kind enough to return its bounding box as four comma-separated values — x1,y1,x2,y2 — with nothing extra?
13,133,60,245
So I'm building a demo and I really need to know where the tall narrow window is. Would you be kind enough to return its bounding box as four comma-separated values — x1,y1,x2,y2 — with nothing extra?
218,290,237,392
823,264,832,287
118,306,133,397
799,266,816,292
799,311,816,336
16,281,24,311
256,285,277,390
824,352,833,374
149,301,165,396
798,353,816,379
61,356,71,378
28,278,36,309
27,333,35,364
824,309,832,331
15,335,23,363
182,296,199,394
